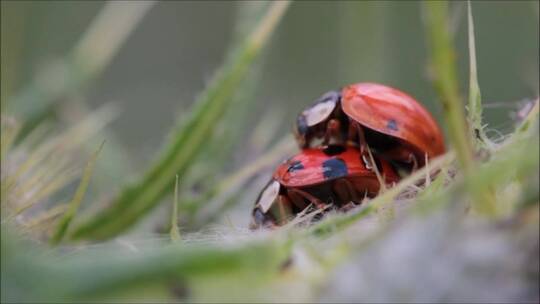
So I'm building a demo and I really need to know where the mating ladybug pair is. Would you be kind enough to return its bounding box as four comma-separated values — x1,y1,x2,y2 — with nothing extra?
250,82,446,229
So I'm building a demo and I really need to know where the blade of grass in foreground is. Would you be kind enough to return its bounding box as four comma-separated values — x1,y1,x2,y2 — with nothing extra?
423,1,474,172
70,1,291,240
1,227,292,302
423,1,496,215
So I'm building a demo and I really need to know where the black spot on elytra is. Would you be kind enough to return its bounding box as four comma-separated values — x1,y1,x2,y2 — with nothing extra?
387,119,398,131
322,145,346,156
322,158,348,179
287,160,304,172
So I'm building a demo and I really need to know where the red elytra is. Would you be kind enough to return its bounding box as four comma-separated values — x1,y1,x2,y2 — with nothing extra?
274,145,398,188
342,83,446,161
294,82,446,169
250,146,399,229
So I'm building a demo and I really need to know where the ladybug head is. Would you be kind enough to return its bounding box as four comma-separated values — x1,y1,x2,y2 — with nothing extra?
251,180,282,229
294,90,343,148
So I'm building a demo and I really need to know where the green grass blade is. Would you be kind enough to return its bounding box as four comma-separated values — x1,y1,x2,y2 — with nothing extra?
170,175,181,243
2,227,291,302
467,1,488,149
69,1,291,241
423,1,474,172
423,1,496,215
175,2,273,210
50,141,105,245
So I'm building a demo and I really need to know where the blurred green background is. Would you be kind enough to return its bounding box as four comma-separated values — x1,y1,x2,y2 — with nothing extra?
1,1,538,229
2,1,538,163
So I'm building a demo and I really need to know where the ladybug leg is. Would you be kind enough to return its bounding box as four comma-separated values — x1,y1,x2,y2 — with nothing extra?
339,202,358,213
347,119,356,144
408,153,418,171
324,119,342,146
250,207,277,230
286,190,309,211
332,178,359,206
353,124,387,190
276,194,293,225
349,121,373,169
287,188,326,211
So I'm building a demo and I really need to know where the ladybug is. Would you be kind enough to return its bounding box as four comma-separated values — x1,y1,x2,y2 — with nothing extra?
250,145,399,229
294,82,446,170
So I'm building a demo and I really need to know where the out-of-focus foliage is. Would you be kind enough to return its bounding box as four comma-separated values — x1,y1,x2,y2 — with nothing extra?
1,1,538,303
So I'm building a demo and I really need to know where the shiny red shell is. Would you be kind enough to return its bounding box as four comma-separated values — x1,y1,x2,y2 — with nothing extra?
341,83,446,159
273,147,398,188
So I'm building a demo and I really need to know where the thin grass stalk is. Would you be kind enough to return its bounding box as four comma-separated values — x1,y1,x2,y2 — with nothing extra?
11,169,79,217
467,1,489,149
23,203,69,230
170,175,181,243
50,141,104,245
2,105,116,195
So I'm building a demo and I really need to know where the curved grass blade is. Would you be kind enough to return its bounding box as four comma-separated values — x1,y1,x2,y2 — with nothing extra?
70,2,291,240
